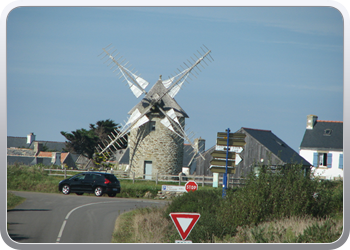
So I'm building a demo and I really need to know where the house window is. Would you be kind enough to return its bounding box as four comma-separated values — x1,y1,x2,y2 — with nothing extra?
323,129,333,136
319,153,327,166
313,152,332,168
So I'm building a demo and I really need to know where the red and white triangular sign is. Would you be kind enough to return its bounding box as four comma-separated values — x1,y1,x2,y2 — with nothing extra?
169,213,200,240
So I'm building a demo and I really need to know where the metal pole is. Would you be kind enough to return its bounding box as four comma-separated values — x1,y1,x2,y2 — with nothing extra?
222,128,230,198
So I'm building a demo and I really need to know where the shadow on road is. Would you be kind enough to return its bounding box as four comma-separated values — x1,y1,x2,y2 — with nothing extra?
7,208,51,212
8,233,30,242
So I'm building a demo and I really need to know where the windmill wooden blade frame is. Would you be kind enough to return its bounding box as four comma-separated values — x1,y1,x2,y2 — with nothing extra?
97,46,213,170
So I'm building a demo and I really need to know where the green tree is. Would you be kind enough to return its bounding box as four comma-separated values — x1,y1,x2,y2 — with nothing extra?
89,119,127,149
60,119,126,159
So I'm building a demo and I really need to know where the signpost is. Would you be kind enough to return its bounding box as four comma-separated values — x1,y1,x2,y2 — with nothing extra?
210,129,246,198
169,213,200,242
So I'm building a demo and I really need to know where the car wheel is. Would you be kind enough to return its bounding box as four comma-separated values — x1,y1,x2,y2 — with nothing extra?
62,184,70,195
94,186,103,197
108,193,116,197
76,192,83,195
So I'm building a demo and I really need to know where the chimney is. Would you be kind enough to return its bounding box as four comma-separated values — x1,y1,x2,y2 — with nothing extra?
306,115,318,130
27,133,36,144
52,152,61,166
34,142,43,154
194,137,206,154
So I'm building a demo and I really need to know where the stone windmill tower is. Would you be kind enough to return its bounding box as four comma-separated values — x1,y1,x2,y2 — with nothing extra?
97,45,213,178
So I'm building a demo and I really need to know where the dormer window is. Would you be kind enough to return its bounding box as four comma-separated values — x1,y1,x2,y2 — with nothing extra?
323,129,332,136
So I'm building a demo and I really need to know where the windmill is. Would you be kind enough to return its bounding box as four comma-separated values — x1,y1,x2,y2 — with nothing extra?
96,44,213,178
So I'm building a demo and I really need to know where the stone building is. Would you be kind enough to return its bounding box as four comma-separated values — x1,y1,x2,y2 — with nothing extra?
128,79,189,178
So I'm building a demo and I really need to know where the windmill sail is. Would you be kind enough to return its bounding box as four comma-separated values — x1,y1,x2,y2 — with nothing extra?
162,46,213,98
100,45,149,98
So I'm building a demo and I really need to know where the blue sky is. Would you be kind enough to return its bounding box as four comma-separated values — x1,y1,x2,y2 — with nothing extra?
7,6,343,152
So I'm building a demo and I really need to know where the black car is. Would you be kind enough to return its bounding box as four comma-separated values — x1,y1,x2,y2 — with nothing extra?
58,172,121,197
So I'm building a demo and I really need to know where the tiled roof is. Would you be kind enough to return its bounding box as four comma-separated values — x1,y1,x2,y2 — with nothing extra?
37,152,53,157
61,153,69,162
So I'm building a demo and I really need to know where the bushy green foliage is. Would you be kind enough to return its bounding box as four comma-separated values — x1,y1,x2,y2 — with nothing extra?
218,164,341,229
7,165,60,193
164,164,343,243
116,181,159,198
295,219,342,243
164,189,237,242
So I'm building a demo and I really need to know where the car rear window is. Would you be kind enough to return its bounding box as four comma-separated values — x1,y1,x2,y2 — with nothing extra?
105,174,118,182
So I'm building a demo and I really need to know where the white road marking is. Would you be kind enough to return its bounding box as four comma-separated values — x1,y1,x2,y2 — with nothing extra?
55,201,118,243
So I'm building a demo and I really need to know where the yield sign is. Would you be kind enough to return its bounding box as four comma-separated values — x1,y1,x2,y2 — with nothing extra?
169,213,200,240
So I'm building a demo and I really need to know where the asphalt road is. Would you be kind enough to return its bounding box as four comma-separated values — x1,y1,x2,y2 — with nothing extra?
7,191,167,243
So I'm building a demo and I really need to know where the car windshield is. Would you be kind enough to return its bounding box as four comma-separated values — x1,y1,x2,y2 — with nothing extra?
69,174,85,180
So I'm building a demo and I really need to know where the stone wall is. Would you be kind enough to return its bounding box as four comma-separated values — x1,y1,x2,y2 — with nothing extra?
128,113,185,178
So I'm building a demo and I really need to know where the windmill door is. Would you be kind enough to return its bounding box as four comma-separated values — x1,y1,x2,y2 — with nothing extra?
144,161,152,180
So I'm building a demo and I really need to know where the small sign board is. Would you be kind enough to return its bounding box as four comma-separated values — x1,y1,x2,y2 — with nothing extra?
210,159,235,167
215,145,244,153
209,165,236,174
162,185,186,192
217,138,246,147
175,240,192,243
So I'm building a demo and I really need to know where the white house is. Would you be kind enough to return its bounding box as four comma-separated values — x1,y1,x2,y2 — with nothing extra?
299,115,343,180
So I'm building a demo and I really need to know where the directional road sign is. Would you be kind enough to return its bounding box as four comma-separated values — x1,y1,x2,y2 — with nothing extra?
217,132,246,138
216,132,246,147
210,159,235,167
209,165,236,174
215,145,244,153
211,150,235,159
216,138,246,147
169,213,200,241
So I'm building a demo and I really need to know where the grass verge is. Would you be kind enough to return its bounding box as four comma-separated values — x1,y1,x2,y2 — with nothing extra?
111,206,343,243
112,206,172,243
7,192,26,210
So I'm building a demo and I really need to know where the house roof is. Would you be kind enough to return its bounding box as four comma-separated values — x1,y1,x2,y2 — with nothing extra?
241,127,311,166
37,152,52,158
7,156,36,165
7,136,66,152
300,121,343,151
128,80,189,118
7,148,36,157
7,137,30,148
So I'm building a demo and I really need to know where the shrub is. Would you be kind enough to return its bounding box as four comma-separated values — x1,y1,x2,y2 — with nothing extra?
296,219,343,243
164,189,237,242
164,163,343,242
217,164,342,230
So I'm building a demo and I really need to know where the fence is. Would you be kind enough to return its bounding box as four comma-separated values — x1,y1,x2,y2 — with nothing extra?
44,168,245,188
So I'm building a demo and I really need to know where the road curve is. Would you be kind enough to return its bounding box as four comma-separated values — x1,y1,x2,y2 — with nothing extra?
6,191,167,243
